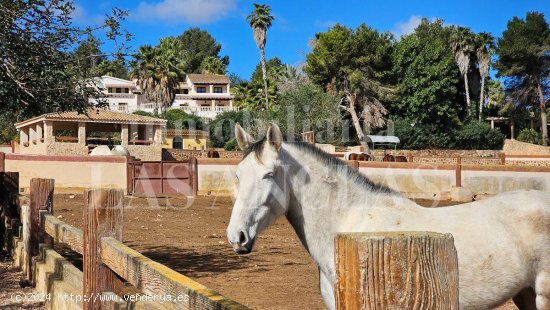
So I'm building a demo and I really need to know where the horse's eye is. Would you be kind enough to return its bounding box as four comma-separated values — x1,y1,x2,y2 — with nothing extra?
263,172,274,179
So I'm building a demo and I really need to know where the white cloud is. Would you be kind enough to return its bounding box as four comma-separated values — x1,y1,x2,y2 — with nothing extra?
70,4,104,25
132,0,237,24
391,15,424,38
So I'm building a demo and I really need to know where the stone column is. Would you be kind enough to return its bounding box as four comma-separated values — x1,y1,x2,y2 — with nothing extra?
121,124,129,147
36,123,43,142
43,121,53,142
153,125,163,145
144,125,150,141
78,122,86,145
20,128,29,145
29,125,36,143
211,99,215,108
210,84,214,93
490,120,495,129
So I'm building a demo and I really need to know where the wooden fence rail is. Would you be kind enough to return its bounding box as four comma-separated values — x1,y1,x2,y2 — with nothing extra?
1,174,247,310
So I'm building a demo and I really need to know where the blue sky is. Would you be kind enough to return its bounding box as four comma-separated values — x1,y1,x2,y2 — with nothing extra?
73,0,550,79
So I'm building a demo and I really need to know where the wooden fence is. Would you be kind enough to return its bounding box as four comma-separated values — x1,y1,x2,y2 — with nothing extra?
335,232,459,309
0,173,247,310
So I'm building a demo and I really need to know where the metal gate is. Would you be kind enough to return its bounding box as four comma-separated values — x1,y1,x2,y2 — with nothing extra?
128,159,197,196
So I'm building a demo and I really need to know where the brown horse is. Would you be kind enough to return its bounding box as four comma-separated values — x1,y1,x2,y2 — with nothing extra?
395,155,408,162
382,154,395,162
207,150,220,158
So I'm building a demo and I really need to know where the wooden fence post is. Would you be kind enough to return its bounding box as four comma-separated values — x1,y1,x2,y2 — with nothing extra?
499,152,506,165
83,189,124,310
27,178,54,283
335,232,459,310
0,152,5,173
455,156,462,187
3,172,20,253
191,157,198,196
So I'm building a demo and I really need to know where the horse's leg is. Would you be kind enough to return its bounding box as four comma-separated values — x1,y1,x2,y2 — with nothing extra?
513,287,537,310
536,271,550,310
319,269,335,310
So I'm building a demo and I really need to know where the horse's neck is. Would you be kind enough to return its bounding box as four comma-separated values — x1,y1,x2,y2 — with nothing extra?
282,145,396,276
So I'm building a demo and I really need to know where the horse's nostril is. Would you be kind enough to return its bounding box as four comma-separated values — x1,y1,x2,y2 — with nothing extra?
238,231,247,244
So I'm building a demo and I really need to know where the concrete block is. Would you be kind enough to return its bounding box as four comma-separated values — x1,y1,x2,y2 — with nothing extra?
450,186,473,202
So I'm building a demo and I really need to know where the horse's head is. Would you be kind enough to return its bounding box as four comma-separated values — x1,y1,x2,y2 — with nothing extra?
227,123,290,254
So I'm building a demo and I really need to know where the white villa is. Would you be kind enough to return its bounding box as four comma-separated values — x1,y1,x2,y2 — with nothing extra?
91,74,237,120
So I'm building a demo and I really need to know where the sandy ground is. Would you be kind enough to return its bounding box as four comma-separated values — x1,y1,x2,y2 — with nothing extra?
43,194,518,310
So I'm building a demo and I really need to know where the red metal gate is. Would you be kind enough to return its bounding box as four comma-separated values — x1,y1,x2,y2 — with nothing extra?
128,159,197,196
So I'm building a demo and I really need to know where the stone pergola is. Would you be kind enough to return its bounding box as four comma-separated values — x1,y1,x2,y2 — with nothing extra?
14,109,167,160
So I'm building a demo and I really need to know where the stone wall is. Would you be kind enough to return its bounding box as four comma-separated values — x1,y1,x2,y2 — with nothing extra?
126,145,162,161
163,149,242,161
46,142,88,156
503,139,550,155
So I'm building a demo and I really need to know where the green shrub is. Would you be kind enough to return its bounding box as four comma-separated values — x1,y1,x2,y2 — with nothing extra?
132,110,155,117
208,111,252,148
160,109,205,130
392,119,455,149
517,128,541,145
455,121,505,150
224,138,239,151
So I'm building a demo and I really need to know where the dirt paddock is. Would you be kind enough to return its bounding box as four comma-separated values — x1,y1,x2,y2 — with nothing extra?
53,194,516,310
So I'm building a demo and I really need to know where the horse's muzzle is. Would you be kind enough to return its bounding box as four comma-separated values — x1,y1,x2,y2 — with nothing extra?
232,243,252,254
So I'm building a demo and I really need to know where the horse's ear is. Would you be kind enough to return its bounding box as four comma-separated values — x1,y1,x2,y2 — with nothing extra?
235,123,253,151
266,122,283,151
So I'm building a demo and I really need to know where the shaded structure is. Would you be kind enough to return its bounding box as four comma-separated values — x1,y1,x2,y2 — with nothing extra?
163,129,209,150
14,109,167,160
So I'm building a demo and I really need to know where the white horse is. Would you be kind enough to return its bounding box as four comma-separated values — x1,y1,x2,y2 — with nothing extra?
227,123,550,310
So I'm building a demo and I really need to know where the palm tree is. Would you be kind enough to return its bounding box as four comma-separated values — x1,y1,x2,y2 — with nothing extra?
200,56,227,75
450,27,476,116
247,3,274,110
475,32,495,121
342,71,391,152
131,38,186,115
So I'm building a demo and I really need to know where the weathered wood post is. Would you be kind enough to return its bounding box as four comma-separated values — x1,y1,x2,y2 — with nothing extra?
27,178,54,283
83,189,124,310
455,156,462,187
499,152,506,165
190,157,198,196
335,232,459,310
0,152,5,173
4,172,20,253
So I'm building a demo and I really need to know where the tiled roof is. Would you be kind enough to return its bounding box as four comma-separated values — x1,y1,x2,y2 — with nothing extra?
187,74,230,84
15,109,166,128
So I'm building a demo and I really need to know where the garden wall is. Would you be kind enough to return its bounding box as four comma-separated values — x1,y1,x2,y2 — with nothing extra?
195,159,550,200
4,154,129,194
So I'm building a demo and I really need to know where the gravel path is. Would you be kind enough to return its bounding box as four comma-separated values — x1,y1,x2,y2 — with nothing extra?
0,253,44,309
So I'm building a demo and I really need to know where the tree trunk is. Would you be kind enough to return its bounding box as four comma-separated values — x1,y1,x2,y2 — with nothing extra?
260,48,269,110
537,82,548,146
479,76,485,121
346,93,369,152
464,73,471,113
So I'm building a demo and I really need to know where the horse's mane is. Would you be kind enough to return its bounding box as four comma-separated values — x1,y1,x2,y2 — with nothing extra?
244,137,397,195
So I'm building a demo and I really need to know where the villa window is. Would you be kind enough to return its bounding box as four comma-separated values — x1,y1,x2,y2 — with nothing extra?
108,87,113,93
116,88,121,93
197,87,206,93
214,87,223,93
183,89,189,94
125,88,129,93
